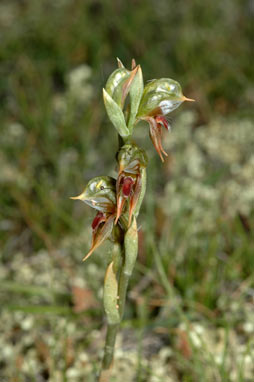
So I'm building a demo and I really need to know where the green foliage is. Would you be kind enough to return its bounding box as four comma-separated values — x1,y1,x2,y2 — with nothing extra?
103,88,130,137
103,261,120,325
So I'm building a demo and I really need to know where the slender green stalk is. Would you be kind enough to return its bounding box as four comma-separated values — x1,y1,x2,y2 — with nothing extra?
98,242,122,381
99,323,119,382
98,257,130,381
98,219,139,380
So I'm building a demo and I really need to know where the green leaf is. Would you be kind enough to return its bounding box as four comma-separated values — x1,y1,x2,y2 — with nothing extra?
124,217,138,276
103,89,129,137
128,66,144,133
103,261,120,325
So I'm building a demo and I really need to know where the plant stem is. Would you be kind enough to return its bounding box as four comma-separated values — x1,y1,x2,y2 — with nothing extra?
98,262,131,380
98,242,122,382
99,323,119,382
98,236,132,381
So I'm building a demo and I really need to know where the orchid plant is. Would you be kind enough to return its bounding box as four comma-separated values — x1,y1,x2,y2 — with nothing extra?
71,58,194,381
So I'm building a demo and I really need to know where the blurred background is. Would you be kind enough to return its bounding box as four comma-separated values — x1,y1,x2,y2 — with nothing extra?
1,0,254,381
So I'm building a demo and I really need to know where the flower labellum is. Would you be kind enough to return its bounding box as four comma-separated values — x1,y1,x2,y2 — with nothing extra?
122,177,135,197
91,211,106,230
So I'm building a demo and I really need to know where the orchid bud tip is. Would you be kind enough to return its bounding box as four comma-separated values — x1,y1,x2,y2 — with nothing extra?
116,57,124,68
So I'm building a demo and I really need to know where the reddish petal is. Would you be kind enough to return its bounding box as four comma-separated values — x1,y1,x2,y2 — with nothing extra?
115,174,125,224
121,65,139,107
156,122,168,158
83,214,115,262
115,195,126,225
149,121,164,162
91,212,106,230
155,116,169,131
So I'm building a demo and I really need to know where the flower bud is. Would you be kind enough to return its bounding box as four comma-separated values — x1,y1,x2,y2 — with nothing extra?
105,68,130,107
117,143,148,174
103,59,143,138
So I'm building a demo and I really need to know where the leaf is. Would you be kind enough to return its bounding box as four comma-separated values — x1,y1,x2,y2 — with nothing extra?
124,217,138,276
103,261,120,324
103,88,129,137
128,65,144,133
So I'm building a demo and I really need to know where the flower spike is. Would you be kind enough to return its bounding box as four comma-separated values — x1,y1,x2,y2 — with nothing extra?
69,61,196,379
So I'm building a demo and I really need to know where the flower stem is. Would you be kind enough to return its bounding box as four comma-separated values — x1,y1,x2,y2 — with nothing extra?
98,218,138,381
98,242,122,381
99,323,119,382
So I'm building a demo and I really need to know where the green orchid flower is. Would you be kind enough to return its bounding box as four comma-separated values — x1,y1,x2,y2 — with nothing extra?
137,78,194,161
115,143,148,226
71,176,117,261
